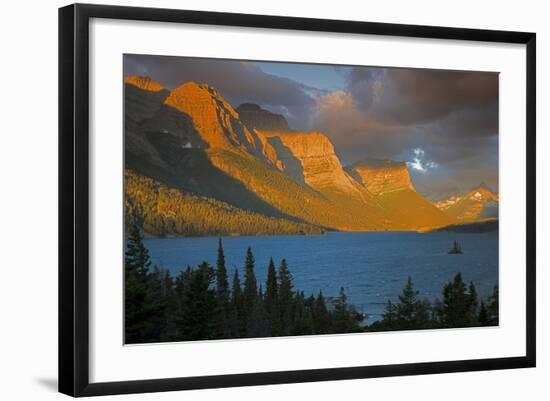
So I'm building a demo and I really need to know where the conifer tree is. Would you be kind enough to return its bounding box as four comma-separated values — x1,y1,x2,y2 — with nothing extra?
243,247,258,336
478,300,489,326
439,273,470,328
229,269,244,337
415,299,432,329
313,291,331,334
265,257,280,336
278,258,294,335
303,294,316,334
397,277,418,325
487,285,499,325
467,281,479,326
292,291,307,335
125,224,165,343
216,238,229,301
248,286,269,337
395,277,431,329
144,267,169,340
380,300,398,330
160,269,176,340
331,287,361,333
294,291,315,335
125,224,151,274
174,262,218,340
215,238,229,337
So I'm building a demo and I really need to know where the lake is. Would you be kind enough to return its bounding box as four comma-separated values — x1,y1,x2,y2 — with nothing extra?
143,231,498,322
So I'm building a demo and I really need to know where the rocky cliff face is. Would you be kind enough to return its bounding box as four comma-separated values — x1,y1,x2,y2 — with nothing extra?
345,159,415,195
124,78,171,172
125,75,165,92
344,158,453,229
162,83,292,171
236,103,290,131
164,82,259,153
256,130,363,195
125,77,169,123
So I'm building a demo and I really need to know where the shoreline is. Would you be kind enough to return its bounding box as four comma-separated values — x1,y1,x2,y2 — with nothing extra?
139,225,498,241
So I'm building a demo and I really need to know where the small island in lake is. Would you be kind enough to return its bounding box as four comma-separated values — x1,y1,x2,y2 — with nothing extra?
448,240,463,254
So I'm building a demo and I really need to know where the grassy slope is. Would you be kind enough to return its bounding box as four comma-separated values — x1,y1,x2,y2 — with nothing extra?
208,149,398,231
377,189,454,230
444,198,486,222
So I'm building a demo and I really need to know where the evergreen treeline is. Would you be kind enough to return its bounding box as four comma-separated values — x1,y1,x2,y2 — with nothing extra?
125,169,323,237
125,226,363,344
368,275,499,332
125,225,499,343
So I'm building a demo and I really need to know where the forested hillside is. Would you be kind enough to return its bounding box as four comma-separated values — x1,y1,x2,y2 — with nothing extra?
125,169,324,237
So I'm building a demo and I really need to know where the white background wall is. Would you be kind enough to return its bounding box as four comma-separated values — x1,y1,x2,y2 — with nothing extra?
0,0,547,399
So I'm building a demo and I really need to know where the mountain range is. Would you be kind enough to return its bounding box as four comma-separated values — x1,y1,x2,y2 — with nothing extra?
124,76,497,237
433,184,499,222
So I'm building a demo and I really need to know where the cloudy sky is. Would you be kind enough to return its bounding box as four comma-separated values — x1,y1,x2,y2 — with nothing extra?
124,54,499,198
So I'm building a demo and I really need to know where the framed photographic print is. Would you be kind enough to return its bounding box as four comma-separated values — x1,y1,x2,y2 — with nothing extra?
58,3,536,397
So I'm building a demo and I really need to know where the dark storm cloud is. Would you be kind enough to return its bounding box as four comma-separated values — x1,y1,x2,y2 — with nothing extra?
125,54,498,195
313,66,499,193
375,68,498,125
124,54,316,130
346,67,383,111
345,67,498,127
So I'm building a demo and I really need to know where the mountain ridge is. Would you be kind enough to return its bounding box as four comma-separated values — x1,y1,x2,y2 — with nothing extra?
345,158,453,229
124,77,460,236
236,103,290,132
434,185,499,222
125,75,165,92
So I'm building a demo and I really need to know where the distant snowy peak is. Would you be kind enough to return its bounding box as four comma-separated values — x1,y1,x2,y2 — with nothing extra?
434,195,463,210
435,185,499,222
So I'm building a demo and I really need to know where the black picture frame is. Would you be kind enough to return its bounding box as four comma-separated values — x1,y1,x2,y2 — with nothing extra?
58,3,536,397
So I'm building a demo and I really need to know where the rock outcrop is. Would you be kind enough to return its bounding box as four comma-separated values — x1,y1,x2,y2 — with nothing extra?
124,78,171,172
236,103,290,132
162,83,292,170
164,82,258,152
345,159,415,195
125,75,165,92
256,130,361,194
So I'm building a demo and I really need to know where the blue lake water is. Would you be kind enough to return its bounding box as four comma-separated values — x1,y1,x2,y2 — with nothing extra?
143,231,498,321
